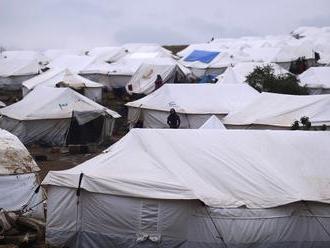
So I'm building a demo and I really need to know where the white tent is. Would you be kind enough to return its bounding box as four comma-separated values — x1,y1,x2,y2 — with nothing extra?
43,129,330,247
199,115,226,129
299,66,330,94
87,46,127,63
0,57,43,90
42,49,85,61
126,83,259,128
22,68,104,102
218,62,291,84
223,92,330,129
0,128,43,217
0,87,120,146
125,58,189,95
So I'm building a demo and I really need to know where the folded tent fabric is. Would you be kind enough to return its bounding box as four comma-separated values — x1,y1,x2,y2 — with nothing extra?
43,129,330,209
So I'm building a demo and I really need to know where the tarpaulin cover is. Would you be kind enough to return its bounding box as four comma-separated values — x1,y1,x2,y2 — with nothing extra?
43,129,330,209
184,50,220,64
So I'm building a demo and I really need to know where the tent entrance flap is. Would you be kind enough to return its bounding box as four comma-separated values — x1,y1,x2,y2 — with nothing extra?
184,50,220,63
66,115,105,145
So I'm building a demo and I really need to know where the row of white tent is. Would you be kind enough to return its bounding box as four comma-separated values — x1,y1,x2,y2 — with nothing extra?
178,26,330,76
1,26,329,95
126,82,330,130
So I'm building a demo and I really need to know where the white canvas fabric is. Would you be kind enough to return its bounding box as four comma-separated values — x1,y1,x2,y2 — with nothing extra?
47,55,113,75
0,87,119,145
0,129,43,215
22,68,103,101
125,58,189,95
126,83,259,128
126,83,259,114
0,101,5,107
224,92,330,127
199,115,226,129
87,46,127,63
0,57,41,77
42,49,85,61
299,66,330,89
0,86,119,121
46,187,330,248
23,68,103,91
218,62,290,84
43,129,330,209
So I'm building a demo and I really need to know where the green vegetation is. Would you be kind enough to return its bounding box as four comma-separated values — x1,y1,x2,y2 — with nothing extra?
246,65,308,95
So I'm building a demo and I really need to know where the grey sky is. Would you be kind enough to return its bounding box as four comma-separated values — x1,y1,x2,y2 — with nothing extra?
0,0,329,50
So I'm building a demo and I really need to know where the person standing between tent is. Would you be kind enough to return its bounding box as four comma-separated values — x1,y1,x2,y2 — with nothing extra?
167,108,181,129
154,74,163,90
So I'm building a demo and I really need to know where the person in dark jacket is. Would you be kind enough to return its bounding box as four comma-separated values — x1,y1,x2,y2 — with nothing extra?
167,108,181,129
155,74,163,90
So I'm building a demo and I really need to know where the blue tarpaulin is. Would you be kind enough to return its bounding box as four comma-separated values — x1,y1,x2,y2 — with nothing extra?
184,50,220,64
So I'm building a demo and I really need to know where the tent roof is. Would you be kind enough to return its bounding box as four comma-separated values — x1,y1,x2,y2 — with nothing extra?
0,87,120,120
0,57,41,77
0,129,39,175
218,62,290,84
223,92,330,127
22,68,103,91
43,129,330,208
126,83,259,114
47,55,113,74
299,66,330,89
126,58,189,95
87,46,127,63
199,115,226,129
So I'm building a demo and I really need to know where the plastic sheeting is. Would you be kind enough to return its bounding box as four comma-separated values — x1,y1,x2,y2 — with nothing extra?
46,186,330,247
184,50,220,64
43,129,330,208
224,92,330,127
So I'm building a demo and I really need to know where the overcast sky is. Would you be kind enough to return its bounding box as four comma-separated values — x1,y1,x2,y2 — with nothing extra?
1,0,329,50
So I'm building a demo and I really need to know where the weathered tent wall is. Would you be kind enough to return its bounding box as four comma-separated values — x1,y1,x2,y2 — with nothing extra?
46,188,330,248
0,75,36,90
